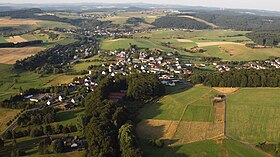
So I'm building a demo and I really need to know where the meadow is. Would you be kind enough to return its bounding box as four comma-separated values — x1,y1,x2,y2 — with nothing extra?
227,88,280,143
100,29,280,61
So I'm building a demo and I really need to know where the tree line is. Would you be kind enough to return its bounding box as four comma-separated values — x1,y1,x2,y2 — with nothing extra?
190,69,280,87
0,40,43,48
152,16,212,30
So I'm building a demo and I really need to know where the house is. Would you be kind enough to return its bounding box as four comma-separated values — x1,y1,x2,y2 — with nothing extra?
71,98,79,104
58,95,65,102
64,103,75,110
30,98,39,103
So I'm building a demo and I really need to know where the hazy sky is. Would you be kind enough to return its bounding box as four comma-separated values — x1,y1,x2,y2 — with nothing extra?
2,0,280,11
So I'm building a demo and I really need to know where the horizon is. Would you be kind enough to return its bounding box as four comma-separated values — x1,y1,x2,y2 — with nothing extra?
1,0,280,12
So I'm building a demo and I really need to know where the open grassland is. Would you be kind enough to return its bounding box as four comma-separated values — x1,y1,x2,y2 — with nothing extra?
139,139,267,157
0,107,20,133
0,47,45,64
227,88,280,143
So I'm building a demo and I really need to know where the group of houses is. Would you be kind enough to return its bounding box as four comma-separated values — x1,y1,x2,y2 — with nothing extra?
214,58,280,72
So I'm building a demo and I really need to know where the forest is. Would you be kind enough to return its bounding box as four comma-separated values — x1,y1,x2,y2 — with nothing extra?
190,69,280,87
83,73,164,157
152,16,212,29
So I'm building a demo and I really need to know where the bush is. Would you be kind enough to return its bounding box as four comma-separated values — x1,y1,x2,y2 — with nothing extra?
149,139,164,148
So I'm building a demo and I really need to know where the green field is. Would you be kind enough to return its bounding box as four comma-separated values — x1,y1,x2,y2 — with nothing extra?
100,29,280,61
139,85,217,122
140,139,266,157
227,88,280,143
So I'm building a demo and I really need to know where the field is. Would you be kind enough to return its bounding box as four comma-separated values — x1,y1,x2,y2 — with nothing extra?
0,47,45,64
0,18,40,26
72,54,108,72
99,11,166,25
227,88,280,143
139,138,267,157
0,107,21,133
137,85,225,145
0,64,78,101
100,29,280,61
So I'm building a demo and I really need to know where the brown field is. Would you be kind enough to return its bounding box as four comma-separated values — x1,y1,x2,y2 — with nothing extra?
213,87,240,94
197,42,244,47
137,101,226,145
0,107,21,133
109,38,126,42
5,36,27,43
176,39,193,43
0,18,40,25
0,47,45,64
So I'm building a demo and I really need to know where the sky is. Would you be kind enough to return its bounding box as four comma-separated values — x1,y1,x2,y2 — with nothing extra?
1,0,280,11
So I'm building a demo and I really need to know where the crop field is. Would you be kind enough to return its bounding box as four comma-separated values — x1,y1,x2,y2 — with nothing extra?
139,139,266,157
0,107,20,133
0,18,40,26
0,47,45,64
101,29,280,61
227,88,280,143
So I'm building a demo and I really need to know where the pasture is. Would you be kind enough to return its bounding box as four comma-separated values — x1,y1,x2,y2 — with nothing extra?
55,108,85,126
227,88,280,143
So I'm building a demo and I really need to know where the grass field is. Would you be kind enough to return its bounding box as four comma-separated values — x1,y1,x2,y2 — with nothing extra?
139,139,267,157
72,54,107,72
227,88,280,143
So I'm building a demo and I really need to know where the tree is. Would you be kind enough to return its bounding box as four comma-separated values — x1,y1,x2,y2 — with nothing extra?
76,114,86,133
118,123,143,157
0,137,4,147
85,118,119,157
38,140,48,154
52,139,64,153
